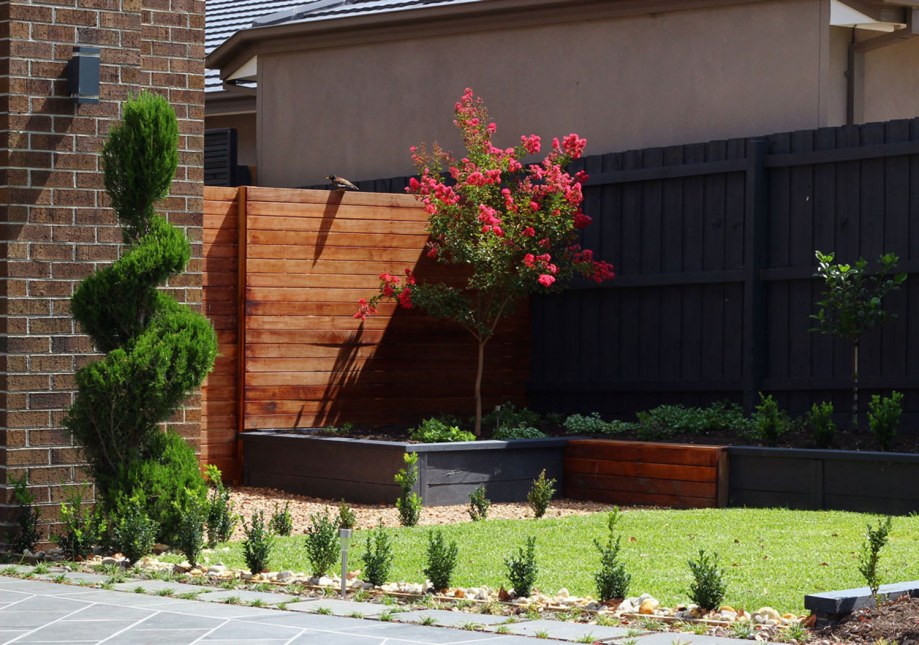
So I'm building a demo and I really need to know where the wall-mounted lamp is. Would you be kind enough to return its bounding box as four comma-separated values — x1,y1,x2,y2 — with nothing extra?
67,46,100,104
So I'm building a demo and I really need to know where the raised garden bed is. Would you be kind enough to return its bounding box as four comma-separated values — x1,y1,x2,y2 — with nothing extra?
564,439,728,508
241,430,567,505
727,446,919,514
805,580,919,626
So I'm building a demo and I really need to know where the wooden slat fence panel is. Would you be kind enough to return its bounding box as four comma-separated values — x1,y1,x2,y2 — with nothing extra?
529,117,919,428
201,186,529,454
201,186,240,480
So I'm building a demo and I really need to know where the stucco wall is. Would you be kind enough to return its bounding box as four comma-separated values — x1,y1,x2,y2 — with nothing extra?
258,0,830,187
862,36,919,123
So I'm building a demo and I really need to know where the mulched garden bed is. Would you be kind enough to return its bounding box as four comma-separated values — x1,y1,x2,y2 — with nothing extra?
814,594,919,644
305,424,919,454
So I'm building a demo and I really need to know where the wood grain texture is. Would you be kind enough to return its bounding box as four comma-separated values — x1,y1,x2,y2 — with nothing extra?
564,439,726,508
201,186,241,482
201,186,530,449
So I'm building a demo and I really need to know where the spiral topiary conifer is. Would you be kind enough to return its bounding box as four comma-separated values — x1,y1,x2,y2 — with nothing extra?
66,92,217,536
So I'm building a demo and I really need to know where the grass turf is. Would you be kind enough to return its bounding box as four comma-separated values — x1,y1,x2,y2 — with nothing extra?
175,507,919,614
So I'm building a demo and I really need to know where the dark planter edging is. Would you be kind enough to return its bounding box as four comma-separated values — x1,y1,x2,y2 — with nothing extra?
728,446,919,514
805,581,919,626
241,431,567,506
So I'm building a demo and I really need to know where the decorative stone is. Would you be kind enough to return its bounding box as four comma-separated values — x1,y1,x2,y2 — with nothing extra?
639,599,656,614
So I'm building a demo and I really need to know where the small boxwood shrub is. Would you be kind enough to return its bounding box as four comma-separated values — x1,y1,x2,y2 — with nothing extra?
564,412,631,436
395,452,422,527
483,402,542,435
868,391,903,451
337,500,357,530
505,536,538,598
361,523,393,587
750,393,789,446
468,485,491,521
9,475,41,554
305,511,339,576
111,495,158,564
806,401,836,449
243,510,275,574
55,491,105,561
594,508,631,601
269,502,293,537
687,549,727,612
527,469,556,519
410,418,475,443
423,529,459,592
492,425,547,440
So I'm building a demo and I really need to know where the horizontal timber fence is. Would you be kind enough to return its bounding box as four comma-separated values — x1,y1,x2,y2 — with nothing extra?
200,186,529,476
531,118,919,426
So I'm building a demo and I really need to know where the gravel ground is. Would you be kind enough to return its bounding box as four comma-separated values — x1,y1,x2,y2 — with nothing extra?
228,487,612,539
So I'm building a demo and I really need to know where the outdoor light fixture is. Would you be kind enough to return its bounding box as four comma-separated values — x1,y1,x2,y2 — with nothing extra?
67,46,100,104
339,528,352,598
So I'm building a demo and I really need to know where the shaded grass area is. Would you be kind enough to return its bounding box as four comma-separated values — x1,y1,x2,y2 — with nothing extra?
174,508,919,614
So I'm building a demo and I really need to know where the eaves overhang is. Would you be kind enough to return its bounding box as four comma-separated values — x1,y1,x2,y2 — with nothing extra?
205,0,776,85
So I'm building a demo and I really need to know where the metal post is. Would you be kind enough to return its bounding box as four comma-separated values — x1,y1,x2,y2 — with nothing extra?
339,528,352,598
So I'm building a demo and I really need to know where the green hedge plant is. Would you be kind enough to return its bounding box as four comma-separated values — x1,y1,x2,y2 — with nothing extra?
65,92,217,539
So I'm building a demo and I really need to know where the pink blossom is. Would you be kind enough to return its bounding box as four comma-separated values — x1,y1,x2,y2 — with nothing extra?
398,287,413,309
523,254,536,268
538,274,556,287
466,171,486,186
521,134,541,154
523,226,535,237
354,298,377,320
487,122,497,134
573,212,592,229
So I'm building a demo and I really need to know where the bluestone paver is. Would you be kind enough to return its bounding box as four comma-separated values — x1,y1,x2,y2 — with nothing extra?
195,588,300,606
285,597,397,617
498,618,644,641
36,571,112,585
0,573,745,645
395,608,511,627
113,578,212,596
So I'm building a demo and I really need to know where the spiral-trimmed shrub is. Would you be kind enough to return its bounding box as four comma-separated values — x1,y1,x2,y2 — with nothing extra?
66,92,217,540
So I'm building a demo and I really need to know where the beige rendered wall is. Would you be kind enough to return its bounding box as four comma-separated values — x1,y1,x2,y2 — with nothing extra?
861,36,919,124
258,0,829,187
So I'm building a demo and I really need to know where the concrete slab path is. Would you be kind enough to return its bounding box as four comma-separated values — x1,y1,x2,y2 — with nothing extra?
0,575,766,645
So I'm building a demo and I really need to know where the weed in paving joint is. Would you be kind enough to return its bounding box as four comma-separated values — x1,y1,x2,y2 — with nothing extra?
420,615,437,626
527,469,556,519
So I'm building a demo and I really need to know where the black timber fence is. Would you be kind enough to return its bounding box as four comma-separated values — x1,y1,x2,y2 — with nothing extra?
324,117,919,429
534,118,919,429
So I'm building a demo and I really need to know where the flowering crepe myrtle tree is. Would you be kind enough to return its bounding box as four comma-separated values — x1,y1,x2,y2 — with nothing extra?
357,89,614,436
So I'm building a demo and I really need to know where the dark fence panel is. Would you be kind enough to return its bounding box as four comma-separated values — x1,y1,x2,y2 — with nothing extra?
531,118,919,428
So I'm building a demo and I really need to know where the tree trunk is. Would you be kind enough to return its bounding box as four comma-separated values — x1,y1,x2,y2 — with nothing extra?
473,338,486,437
851,339,860,431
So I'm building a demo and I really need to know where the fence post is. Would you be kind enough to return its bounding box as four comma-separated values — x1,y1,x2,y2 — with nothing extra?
235,185,248,482
742,139,767,413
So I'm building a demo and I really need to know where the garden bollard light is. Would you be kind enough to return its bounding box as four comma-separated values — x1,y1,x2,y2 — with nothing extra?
340,528,352,597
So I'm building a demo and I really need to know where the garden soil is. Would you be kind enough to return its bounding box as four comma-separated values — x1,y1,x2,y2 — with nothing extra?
814,594,919,644
228,487,609,540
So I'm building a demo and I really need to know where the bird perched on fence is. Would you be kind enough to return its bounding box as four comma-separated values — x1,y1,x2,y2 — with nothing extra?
327,175,360,191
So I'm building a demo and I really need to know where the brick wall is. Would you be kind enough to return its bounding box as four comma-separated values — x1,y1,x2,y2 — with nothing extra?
0,0,205,547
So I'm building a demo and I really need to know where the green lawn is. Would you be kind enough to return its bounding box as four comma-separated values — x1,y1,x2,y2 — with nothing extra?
177,508,919,614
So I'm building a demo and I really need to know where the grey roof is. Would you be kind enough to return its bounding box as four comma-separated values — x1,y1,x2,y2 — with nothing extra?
206,0,481,93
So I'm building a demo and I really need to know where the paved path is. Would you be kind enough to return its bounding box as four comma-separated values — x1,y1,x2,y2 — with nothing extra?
0,574,761,645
